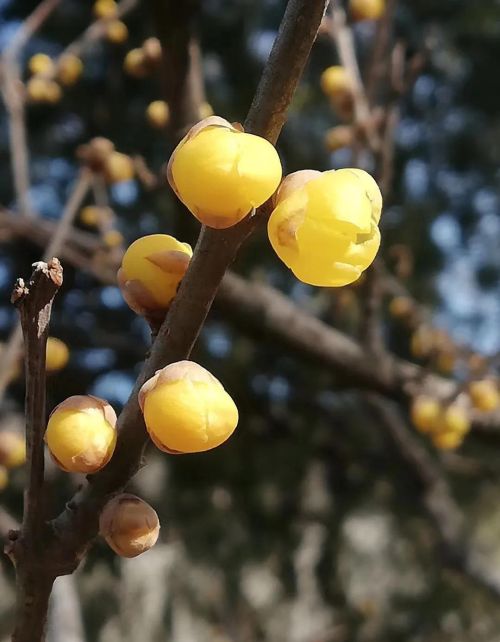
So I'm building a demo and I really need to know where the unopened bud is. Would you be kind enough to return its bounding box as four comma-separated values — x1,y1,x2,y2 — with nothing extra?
99,494,160,558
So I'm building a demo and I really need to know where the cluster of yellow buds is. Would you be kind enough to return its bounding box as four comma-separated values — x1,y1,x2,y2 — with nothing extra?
409,325,457,374
26,54,62,105
410,395,471,450
151,116,382,293
77,137,135,183
349,0,386,22
93,0,129,44
0,431,26,491
124,37,162,78
26,51,84,104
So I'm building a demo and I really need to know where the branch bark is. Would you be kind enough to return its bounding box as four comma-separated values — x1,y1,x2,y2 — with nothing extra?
9,259,63,642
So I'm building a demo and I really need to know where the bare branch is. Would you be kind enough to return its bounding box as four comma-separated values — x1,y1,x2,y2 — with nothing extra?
10,259,63,642
329,5,380,152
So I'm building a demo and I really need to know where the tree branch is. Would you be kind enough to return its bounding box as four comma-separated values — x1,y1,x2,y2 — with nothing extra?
44,0,330,578
366,395,500,600
10,259,63,642
3,210,500,435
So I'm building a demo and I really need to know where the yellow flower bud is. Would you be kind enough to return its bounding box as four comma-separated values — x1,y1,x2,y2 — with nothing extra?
0,466,7,491
410,326,434,359
469,380,500,412
46,337,70,372
388,296,414,319
44,80,62,104
80,205,101,226
431,431,463,451
324,126,354,152
167,116,282,229
440,404,470,436
78,137,115,171
0,432,26,468
435,349,456,375
268,168,382,287
142,37,162,65
146,100,170,128
410,395,440,433
118,234,192,318
124,48,147,77
45,395,117,473
26,77,62,104
99,494,160,558
350,0,385,22
105,19,129,44
93,0,117,19
57,54,83,87
139,361,239,454
104,152,135,183
28,53,54,76
199,101,214,119
320,66,351,98
103,230,124,248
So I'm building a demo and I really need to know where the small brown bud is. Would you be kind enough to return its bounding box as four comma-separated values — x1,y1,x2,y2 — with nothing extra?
99,494,160,558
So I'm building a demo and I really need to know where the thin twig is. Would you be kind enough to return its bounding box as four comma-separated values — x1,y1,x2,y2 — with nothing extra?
59,0,138,62
0,174,92,405
10,258,63,642
0,0,61,218
43,171,92,262
329,5,380,152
